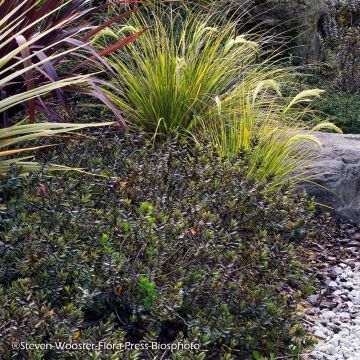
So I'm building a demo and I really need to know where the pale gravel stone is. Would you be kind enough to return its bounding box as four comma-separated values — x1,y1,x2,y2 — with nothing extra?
308,262,360,359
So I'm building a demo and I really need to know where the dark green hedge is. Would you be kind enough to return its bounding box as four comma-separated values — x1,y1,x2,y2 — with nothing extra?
0,134,318,359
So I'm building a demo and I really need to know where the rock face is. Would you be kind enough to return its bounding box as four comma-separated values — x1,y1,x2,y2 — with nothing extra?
303,132,360,223
236,0,331,61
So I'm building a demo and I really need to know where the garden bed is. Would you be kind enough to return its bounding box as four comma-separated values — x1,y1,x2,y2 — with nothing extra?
0,131,342,359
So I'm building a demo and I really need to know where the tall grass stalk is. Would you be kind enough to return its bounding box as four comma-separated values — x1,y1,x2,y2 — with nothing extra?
198,88,341,191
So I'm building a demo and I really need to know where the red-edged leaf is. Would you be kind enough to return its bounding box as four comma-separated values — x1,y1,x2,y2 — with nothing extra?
34,51,71,116
97,28,147,57
80,8,136,43
36,98,65,122
67,78,128,133
64,38,116,75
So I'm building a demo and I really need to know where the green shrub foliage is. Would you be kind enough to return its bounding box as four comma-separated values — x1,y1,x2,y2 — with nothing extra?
313,90,360,134
0,135,318,359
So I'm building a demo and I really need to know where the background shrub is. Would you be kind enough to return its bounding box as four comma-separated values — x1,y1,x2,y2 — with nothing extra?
322,26,360,93
0,133,322,359
313,90,360,134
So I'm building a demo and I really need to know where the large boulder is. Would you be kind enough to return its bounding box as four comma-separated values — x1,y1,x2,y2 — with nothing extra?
303,132,360,223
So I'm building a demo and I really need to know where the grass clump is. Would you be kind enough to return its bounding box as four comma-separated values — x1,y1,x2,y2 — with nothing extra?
97,9,339,191
0,133,320,359
198,88,340,191
98,11,284,136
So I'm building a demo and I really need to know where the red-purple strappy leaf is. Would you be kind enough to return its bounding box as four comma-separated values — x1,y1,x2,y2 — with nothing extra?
35,51,71,117
64,38,116,75
80,8,136,43
1,0,138,128
97,28,147,58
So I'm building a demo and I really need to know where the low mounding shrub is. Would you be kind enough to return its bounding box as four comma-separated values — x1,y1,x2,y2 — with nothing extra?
1,134,321,359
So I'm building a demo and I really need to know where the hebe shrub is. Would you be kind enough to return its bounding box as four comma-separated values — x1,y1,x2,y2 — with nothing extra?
0,134,318,359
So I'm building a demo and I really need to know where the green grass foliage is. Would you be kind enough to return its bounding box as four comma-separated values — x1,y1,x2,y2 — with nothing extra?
97,10,339,191
98,12,278,135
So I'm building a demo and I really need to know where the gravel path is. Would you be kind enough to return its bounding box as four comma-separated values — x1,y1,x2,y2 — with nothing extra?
306,259,360,359
310,262,360,360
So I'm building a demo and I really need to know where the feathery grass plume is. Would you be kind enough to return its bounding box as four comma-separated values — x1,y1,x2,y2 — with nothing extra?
96,9,287,136
99,6,339,191
197,86,342,192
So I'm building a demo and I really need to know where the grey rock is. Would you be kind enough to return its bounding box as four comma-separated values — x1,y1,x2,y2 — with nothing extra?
329,334,342,346
332,266,344,275
349,262,357,269
315,343,337,354
326,280,339,287
308,294,320,304
342,282,354,291
333,289,344,296
351,295,360,305
346,301,354,308
314,328,328,339
322,310,335,320
301,133,360,223
347,247,359,255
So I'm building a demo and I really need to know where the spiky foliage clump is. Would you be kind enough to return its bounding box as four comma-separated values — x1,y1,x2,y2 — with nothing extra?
0,0,139,174
98,11,280,135
0,0,140,128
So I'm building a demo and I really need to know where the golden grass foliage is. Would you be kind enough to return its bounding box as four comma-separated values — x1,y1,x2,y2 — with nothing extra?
97,10,340,190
